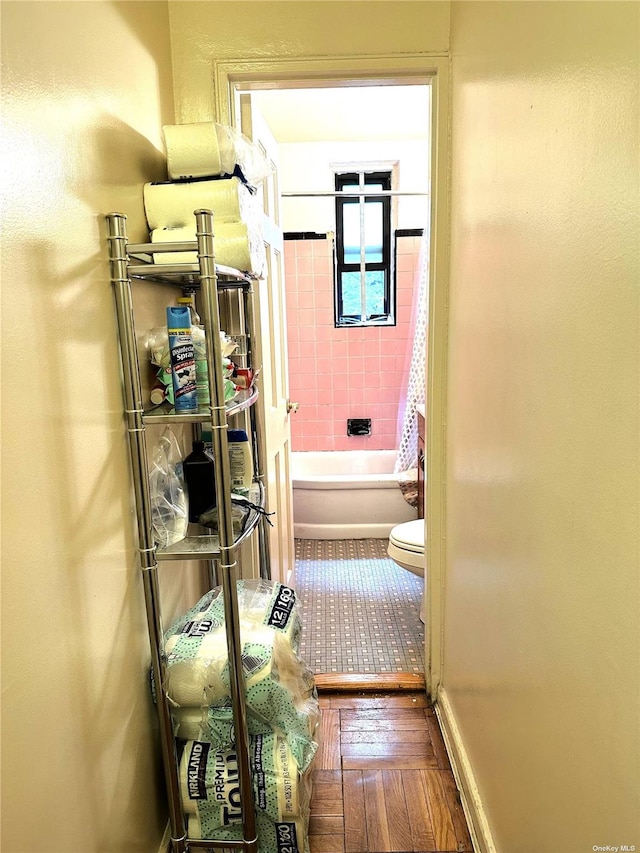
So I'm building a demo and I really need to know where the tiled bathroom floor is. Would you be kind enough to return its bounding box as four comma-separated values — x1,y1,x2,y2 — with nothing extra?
292,539,424,675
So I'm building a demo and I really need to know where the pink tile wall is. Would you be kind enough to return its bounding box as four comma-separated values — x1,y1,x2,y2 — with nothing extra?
285,234,422,451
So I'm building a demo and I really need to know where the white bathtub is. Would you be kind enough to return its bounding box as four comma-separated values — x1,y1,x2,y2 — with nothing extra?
291,450,417,539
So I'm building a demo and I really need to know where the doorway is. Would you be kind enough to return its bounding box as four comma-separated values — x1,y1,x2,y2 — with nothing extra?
214,59,450,699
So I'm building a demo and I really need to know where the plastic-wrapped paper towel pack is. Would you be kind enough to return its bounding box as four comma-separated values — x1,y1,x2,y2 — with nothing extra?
143,177,259,231
164,579,303,659
143,122,273,276
188,810,308,853
150,222,266,277
162,122,273,186
178,732,311,851
143,176,265,276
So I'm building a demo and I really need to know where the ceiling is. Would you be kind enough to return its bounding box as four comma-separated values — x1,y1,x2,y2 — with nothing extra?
251,85,430,144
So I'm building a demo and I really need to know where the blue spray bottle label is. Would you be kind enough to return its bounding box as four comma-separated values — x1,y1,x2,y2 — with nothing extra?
166,306,197,412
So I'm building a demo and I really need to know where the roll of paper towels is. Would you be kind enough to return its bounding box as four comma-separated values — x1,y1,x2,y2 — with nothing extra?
163,123,222,181
151,224,265,277
143,177,258,231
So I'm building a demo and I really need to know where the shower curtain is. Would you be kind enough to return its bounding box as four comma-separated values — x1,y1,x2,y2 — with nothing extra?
395,225,430,476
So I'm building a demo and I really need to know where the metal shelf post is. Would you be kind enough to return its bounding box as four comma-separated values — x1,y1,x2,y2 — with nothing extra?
106,213,187,853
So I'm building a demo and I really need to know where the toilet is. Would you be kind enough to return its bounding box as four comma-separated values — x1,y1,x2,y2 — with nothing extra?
387,519,426,623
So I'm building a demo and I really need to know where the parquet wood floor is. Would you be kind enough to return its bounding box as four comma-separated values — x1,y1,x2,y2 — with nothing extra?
308,693,473,853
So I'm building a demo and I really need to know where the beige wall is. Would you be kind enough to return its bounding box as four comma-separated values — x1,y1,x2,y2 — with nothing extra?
446,3,639,851
167,0,450,121
0,3,204,851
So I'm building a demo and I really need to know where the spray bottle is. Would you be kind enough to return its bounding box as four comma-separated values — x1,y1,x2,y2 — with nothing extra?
166,305,197,412
177,295,210,406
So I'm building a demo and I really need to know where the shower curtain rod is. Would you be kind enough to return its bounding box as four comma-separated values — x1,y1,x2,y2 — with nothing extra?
281,190,429,198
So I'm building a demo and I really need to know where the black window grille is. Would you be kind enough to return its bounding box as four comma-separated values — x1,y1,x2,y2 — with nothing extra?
334,170,394,327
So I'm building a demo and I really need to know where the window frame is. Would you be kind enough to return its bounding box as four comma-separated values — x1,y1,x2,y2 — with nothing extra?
333,169,395,328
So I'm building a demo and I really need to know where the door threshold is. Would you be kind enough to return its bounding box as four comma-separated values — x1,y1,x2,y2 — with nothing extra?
315,672,426,693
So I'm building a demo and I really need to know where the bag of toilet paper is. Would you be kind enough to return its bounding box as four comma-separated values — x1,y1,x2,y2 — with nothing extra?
164,580,303,661
187,811,309,853
179,733,311,853
163,581,319,770
169,650,319,773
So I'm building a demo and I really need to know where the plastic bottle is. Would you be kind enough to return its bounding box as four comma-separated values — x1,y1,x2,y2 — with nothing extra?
177,295,210,406
177,293,201,326
227,429,253,495
166,305,197,412
183,440,216,523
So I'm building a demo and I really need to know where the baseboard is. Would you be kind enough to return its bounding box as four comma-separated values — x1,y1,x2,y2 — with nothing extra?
315,672,426,692
293,522,396,539
157,821,171,853
435,688,498,853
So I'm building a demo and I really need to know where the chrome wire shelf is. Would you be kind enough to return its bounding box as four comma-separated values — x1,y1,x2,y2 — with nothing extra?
106,209,260,853
156,483,264,561
142,386,259,424
127,242,255,288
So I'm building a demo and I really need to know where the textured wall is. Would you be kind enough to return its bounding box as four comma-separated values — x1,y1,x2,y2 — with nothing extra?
445,3,640,850
167,0,450,121
0,3,204,851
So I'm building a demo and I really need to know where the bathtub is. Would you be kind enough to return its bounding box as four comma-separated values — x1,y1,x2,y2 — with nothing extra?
291,450,417,539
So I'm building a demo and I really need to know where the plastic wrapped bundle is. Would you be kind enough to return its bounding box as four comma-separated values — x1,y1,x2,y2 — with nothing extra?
180,734,311,853
188,810,309,853
143,176,260,230
161,122,273,186
170,653,319,773
163,581,319,771
236,579,303,649
150,223,266,277
164,580,303,655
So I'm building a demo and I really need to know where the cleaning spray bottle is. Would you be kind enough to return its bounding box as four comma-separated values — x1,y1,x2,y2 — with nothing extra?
166,305,197,412
177,294,210,406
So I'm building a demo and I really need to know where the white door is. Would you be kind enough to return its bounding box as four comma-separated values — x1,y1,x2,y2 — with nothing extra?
238,93,296,585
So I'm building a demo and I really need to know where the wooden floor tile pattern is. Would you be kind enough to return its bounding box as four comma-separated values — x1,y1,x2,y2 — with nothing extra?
309,693,473,853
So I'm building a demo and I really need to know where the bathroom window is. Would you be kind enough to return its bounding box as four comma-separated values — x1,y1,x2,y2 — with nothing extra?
334,169,394,327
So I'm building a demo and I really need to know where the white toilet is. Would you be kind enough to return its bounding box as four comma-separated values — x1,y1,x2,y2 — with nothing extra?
387,518,426,623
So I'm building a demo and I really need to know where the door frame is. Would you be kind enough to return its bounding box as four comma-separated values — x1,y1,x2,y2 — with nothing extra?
212,54,450,702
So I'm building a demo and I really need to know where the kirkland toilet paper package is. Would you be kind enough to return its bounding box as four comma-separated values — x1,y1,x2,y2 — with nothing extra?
187,811,309,853
179,734,311,853
164,580,304,659
171,656,319,773
162,581,319,771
